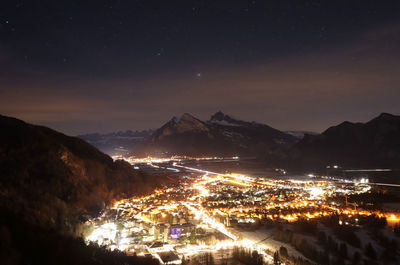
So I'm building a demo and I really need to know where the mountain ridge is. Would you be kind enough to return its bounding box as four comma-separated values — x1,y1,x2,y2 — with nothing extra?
140,111,297,156
78,129,153,156
0,114,166,232
289,112,400,169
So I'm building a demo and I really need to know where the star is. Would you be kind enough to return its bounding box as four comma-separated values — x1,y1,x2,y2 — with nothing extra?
155,48,164,56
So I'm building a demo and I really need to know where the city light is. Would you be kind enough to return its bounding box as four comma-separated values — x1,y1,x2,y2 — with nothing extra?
84,159,400,264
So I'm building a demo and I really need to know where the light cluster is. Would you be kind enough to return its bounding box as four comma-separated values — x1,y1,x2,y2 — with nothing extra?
84,158,399,264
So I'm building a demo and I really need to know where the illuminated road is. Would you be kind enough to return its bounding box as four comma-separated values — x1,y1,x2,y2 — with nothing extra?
176,163,277,264
87,158,400,265
368,182,400,188
175,162,400,189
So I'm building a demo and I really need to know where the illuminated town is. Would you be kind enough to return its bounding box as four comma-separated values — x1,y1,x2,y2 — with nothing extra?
84,157,400,265
3,1,400,265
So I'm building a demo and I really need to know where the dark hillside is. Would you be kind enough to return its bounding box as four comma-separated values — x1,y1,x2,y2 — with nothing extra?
289,113,400,169
0,115,166,233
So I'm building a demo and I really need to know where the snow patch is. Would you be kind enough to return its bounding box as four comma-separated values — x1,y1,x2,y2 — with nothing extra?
210,120,241,126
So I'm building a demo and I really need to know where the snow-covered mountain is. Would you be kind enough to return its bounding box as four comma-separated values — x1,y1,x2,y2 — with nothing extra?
141,111,298,156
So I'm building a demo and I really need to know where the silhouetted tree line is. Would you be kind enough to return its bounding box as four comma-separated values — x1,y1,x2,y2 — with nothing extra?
394,223,400,236
273,246,313,265
345,192,400,210
270,216,399,265
273,226,331,264
371,232,398,264
320,213,386,230
319,213,340,227
272,214,400,265
292,219,318,235
232,246,263,265
331,226,361,248
0,209,159,265
195,252,215,265
273,226,373,265
359,214,387,230
320,213,386,241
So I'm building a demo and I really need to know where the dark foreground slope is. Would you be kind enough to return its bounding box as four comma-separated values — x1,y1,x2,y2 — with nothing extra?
0,113,167,228
289,113,400,170
0,114,167,265
0,114,166,230
0,208,159,265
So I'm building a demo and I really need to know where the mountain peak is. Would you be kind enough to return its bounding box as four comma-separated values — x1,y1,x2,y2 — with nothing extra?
152,113,209,140
171,116,180,123
367,112,399,125
146,111,297,156
181,113,198,121
376,112,397,120
294,112,400,168
210,111,231,121
209,111,243,126
170,113,198,124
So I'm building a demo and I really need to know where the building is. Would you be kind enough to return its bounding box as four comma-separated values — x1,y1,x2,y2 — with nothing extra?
169,223,195,239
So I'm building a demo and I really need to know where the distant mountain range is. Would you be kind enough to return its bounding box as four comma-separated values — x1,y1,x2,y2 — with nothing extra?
138,111,400,169
285,130,318,139
77,111,400,169
78,130,153,156
289,113,400,169
141,111,298,156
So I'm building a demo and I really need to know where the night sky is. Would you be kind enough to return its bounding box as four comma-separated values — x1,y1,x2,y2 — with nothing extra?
1,1,400,135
